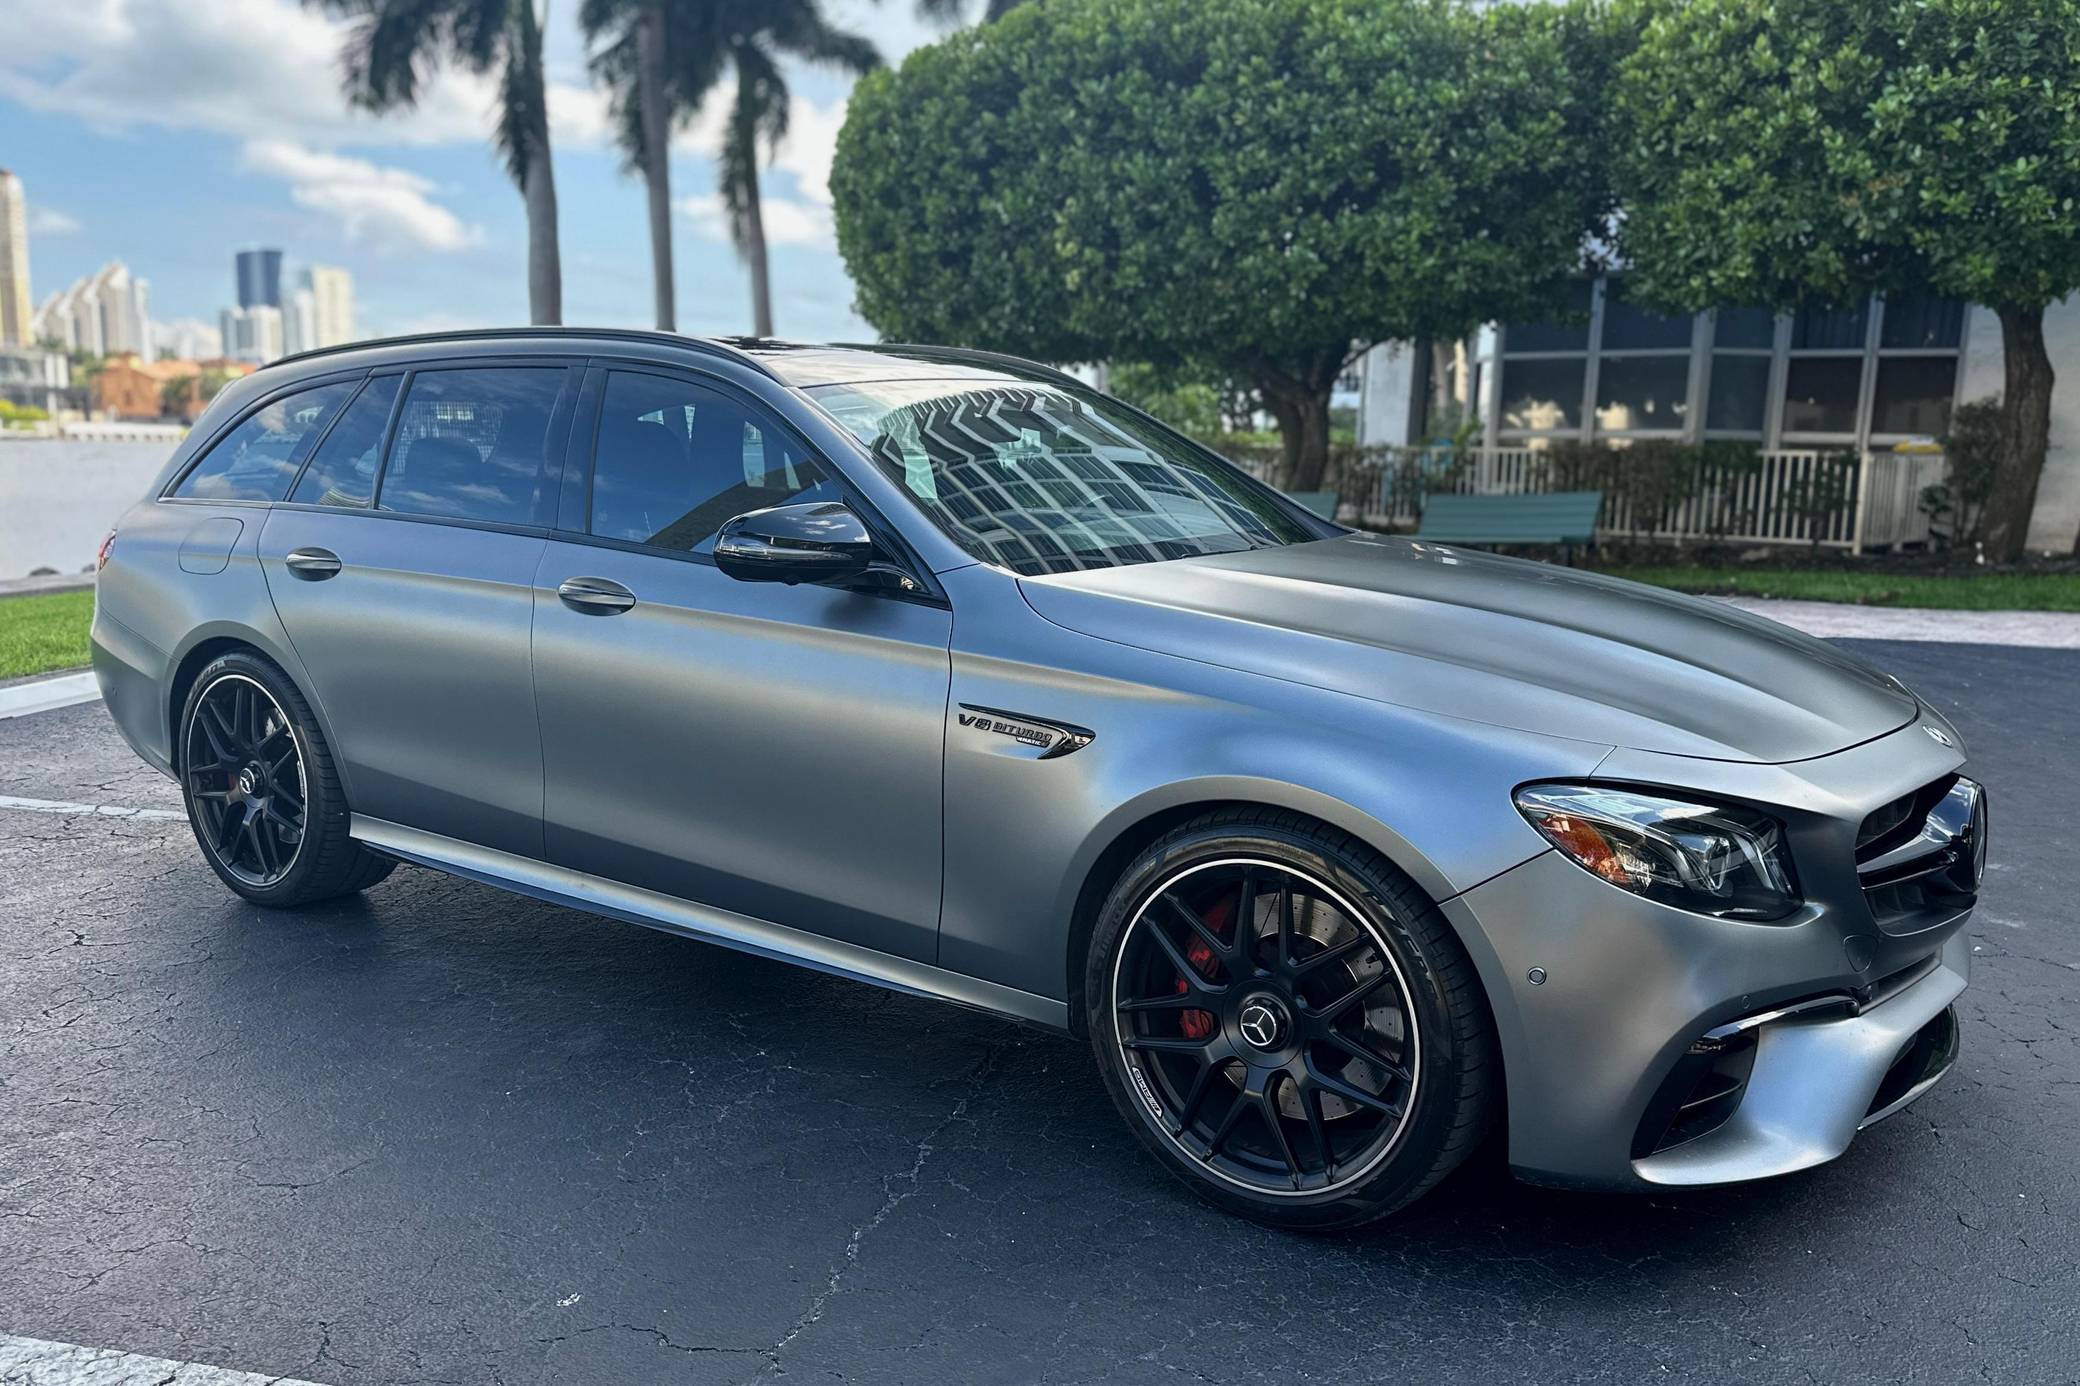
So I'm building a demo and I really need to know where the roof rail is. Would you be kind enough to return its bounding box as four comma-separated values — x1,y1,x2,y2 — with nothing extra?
833,342,1087,390
260,326,776,378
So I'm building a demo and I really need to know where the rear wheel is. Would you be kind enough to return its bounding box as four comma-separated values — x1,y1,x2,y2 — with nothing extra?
1086,810,1496,1229
178,650,394,907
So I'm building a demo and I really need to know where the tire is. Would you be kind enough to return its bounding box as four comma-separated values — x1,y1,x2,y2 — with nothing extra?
177,649,396,908
1084,809,1496,1230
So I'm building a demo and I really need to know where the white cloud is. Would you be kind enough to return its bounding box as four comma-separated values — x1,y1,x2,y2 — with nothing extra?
679,192,834,251
242,140,479,252
26,205,81,235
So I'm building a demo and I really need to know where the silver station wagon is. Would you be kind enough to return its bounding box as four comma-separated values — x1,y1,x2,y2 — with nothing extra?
92,330,1983,1227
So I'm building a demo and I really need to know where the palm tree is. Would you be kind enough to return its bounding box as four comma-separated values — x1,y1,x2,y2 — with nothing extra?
916,0,1030,24
310,0,562,324
689,2,880,337
582,0,685,330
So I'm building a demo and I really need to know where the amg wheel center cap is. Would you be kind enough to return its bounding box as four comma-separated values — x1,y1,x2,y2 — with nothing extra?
236,766,260,797
1237,995,1289,1051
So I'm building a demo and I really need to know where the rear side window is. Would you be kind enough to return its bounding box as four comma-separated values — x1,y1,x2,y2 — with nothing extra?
173,381,355,502
291,375,400,508
378,367,569,526
589,370,836,553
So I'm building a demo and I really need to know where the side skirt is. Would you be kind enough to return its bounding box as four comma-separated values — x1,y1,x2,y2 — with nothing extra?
351,815,1068,1031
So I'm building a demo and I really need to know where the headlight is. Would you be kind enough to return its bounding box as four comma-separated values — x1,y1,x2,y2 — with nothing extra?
1514,784,1801,921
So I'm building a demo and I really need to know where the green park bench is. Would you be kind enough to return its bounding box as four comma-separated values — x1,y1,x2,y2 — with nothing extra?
1286,489,1339,520
1416,490,1604,564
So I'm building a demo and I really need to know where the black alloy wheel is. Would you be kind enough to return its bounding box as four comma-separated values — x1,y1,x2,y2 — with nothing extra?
1110,857,1420,1196
184,672,307,887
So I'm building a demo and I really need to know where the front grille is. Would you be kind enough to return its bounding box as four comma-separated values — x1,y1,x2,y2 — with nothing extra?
1856,776,1985,933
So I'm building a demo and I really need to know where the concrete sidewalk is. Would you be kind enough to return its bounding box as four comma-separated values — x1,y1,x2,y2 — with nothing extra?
1727,597,2080,649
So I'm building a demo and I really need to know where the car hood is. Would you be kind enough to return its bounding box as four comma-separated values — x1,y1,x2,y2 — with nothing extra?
1016,534,1918,763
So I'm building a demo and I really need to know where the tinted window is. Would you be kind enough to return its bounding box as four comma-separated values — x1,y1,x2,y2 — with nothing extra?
590,371,837,553
174,381,354,501
1594,356,1689,431
1782,358,1864,434
1872,357,1957,436
1600,283,1692,351
378,367,567,525
1880,295,1965,350
808,378,1314,576
291,375,399,508
1706,355,1772,432
1505,281,1594,353
1499,357,1585,431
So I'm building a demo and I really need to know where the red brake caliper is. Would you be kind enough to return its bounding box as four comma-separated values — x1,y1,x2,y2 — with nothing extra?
1176,896,1232,1040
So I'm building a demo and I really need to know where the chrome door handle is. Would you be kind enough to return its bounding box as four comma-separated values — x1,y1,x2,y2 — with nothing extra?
284,547,342,580
558,576,637,614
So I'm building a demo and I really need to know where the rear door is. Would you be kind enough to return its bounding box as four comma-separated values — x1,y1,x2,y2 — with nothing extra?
259,361,579,857
530,365,951,963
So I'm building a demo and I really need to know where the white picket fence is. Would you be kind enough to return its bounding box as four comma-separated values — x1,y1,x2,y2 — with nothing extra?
1232,446,1947,552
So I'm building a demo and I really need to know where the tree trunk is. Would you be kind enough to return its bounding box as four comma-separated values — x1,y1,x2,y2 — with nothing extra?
742,155,773,338
524,138,562,326
1981,304,2054,562
1250,353,1342,491
637,5,674,332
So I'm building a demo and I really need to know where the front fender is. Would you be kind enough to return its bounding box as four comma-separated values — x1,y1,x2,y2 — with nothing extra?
935,566,1612,1008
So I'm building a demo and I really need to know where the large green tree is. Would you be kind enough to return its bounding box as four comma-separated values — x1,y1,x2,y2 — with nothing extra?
1610,0,2080,560
832,0,1613,488
315,0,563,325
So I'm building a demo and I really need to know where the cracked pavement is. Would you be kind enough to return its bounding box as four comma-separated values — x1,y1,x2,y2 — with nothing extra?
1,639,2076,1385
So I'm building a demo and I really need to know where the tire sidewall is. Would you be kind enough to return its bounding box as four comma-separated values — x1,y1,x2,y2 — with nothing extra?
1085,820,1470,1229
178,651,334,907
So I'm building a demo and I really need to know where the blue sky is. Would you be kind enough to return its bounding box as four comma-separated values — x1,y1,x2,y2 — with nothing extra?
0,0,950,345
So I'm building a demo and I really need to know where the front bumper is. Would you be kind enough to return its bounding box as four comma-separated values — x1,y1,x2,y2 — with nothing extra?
1443,714,1976,1191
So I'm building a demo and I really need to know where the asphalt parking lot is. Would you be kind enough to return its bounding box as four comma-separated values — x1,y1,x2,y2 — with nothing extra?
2,638,2076,1386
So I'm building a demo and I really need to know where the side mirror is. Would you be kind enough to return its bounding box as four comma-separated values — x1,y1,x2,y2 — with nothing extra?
714,501,877,585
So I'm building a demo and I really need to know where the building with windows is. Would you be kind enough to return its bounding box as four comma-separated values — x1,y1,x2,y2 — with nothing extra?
31,261,153,362
1357,280,2080,550
0,170,32,348
236,248,283,309
0,343,70,417
301,264,355,348
221,304,285,364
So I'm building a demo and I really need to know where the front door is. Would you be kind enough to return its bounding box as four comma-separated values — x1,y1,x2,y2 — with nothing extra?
531,367,951,963
259,363,578,857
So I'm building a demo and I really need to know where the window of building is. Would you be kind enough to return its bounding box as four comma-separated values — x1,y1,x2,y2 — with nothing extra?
1499,357,1585,432
1483,281,1967,449
290,375,399,508
589,371,838,554
378,367,569,526
1871,356,1959,436
173,380,356,501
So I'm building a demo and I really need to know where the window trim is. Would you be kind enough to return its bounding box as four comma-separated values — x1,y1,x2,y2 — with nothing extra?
279,369,409,510
369,357,584,528
158,366,371,503
562,360,946,605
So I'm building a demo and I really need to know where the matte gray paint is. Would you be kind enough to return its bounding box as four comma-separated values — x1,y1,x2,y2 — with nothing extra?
91,331,1980,1193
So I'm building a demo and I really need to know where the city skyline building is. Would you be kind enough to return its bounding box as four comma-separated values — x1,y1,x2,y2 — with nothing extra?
235,247,283,309
32,261,153,362
301,264,355,348
220,302,284,364
0,170,31,348
283,286,317,357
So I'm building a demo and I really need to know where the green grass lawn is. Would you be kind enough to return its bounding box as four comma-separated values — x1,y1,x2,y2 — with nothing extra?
0,589,95,680
1604,566,2080,611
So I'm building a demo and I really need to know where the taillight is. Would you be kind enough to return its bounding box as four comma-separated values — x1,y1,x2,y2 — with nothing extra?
96,530,117,571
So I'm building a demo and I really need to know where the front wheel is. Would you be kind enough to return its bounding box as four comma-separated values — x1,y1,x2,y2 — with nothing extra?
1085,810,1497,1229
178,649,394,907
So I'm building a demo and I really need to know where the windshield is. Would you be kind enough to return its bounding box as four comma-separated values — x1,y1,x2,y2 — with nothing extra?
804,378,1318,575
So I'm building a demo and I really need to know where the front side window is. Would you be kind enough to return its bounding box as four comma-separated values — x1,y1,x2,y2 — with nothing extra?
173,380,355,501
588,371,838,553
378,367,568,525
291,374,400,508
806,378,1314,576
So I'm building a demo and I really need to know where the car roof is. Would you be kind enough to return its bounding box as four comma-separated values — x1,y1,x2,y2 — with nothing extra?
258,328,1077,392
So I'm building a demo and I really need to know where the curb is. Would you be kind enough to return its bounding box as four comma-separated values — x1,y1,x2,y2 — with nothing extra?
0,671,101,720
0,572,96,599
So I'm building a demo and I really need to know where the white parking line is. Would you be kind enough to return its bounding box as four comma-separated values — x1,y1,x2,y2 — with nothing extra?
0,794,184,821
0,1332,331,1385
0,672,100,721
